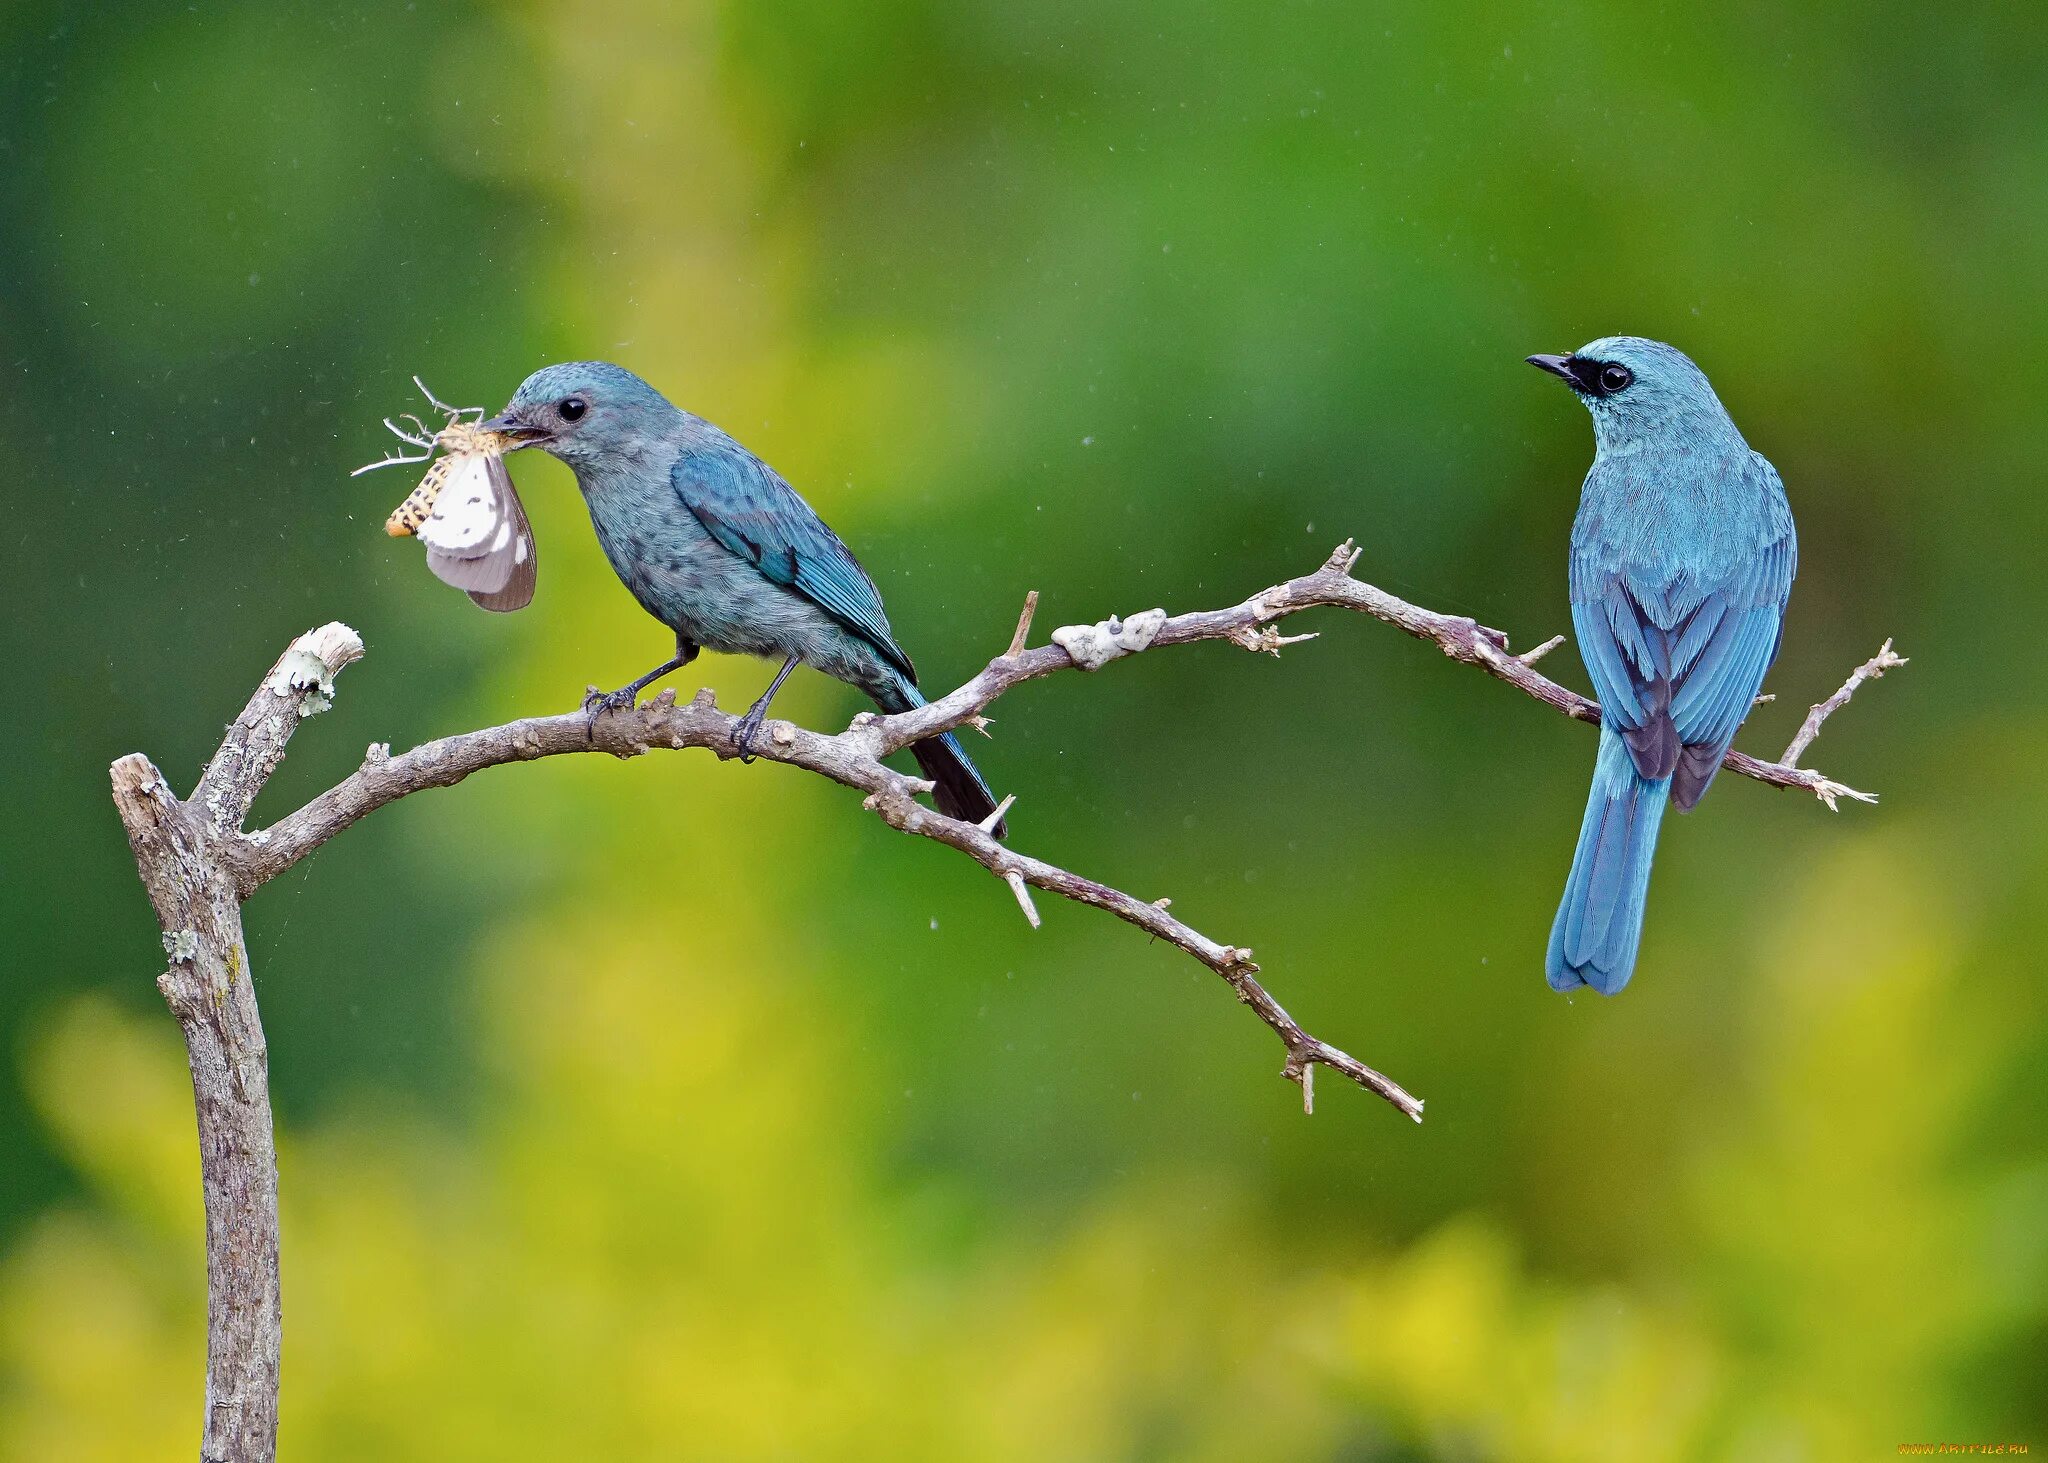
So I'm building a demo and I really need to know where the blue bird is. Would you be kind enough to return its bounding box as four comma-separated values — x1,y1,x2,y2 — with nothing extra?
482,362,1005,836
1528,338,1795,994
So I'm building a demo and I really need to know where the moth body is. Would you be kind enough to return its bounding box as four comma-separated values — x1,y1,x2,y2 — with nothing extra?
356,384,538,612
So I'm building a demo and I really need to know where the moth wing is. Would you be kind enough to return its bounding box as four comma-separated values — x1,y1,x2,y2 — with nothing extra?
423,454,535,611
418,452,501,557
463,464,537,613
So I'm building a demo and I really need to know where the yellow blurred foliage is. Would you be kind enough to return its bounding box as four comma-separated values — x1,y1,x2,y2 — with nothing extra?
2,827,2028,1460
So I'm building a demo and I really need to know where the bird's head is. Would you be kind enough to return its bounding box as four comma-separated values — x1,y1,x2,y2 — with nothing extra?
1526,336,1741,454
482,361,676,469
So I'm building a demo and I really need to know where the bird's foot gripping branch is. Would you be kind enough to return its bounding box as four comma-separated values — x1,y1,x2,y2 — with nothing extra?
110,540,1899,1463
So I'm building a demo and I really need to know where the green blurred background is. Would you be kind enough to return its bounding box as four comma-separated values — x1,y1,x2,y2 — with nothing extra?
4,2,2043,1457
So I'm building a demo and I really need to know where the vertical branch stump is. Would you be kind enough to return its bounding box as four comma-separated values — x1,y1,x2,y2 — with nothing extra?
108,623,362,1463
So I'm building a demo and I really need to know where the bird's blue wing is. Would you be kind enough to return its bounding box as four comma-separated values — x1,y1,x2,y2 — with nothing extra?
1668,534,1795,749
1569,584,1652,731
671,439,918,682
1570,453,1795,788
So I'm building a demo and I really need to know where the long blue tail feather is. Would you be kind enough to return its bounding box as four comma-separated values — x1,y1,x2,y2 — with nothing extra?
1546,730,1670,995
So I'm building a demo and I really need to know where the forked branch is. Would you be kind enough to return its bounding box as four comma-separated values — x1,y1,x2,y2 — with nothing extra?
110,541,1901,1462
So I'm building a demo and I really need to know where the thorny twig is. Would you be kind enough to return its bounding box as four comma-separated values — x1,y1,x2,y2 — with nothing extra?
1781,638,1907,771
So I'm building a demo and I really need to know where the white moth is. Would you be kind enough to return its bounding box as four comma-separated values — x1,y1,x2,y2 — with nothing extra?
354,378,537,613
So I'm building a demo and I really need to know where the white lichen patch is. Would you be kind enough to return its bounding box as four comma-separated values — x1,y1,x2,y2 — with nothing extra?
266,649,337,714
1051,608,1168,670
163,929,199,963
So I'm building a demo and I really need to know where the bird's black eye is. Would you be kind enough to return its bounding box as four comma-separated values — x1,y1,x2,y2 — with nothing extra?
1599,364,1633,394
559,397,587,422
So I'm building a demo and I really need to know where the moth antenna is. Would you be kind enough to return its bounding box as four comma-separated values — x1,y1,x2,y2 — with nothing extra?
411,375,450,413
413,375,485,422
350,446,432,477
380,417,436,450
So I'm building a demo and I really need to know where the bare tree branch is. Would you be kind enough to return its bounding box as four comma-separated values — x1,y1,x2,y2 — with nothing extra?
838,540,1898,810
1781,638,1908,769
221,682,1426,1121
190,623,364,835
109,540,1900,1460
110,623,363,1463
1004,590,1039,658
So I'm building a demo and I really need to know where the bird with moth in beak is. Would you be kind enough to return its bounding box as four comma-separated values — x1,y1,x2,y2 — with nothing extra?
482,361,1006,836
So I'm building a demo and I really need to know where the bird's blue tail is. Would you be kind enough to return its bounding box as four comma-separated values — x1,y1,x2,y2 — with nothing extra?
875,677,1006,838
1546,729,1670,995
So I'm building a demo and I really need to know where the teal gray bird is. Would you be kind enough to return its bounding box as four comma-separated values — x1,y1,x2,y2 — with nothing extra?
1528,338,1795,994
482,362,1005,836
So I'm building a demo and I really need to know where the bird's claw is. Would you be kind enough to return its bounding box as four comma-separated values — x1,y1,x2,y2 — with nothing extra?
582,685,638,728
731,708,767,764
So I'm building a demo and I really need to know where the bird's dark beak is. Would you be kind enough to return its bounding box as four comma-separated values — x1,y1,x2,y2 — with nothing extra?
1526,354,1583,389
479,413,551,448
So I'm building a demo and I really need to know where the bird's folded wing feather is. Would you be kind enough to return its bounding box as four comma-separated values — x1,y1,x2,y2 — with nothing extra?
1570,456,1796,770
670,443,918,682
1666,538,1793,749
